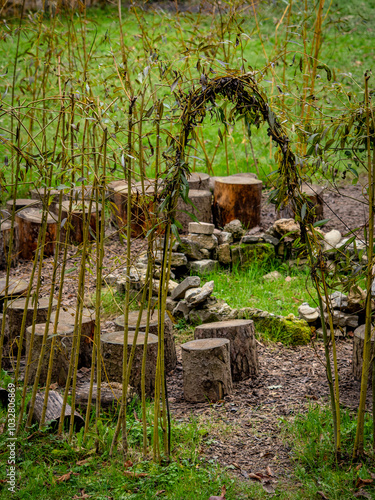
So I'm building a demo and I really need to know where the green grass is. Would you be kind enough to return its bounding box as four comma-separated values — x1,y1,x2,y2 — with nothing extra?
200,259,317,317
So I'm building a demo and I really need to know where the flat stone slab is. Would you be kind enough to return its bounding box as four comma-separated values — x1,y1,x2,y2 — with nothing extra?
171,276,201,301
188,222,215,235
189,259,219,275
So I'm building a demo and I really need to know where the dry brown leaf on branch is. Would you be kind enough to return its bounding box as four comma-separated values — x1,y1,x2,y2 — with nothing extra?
208,484,226,499
123,471,148,478
56,471,72,482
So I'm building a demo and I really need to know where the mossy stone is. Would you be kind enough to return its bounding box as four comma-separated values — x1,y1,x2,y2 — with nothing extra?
230,243,275,267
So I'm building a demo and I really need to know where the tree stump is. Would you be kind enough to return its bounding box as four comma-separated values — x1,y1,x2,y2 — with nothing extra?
25,323,74,386
75,382,136,409
101,331,159,397
0,278,28,313
213,176,262,229
15,208,57,260
187,172,210,190
176,189,212,232
352,324,375,383
6,199,40,213
61,201,102,244
114,310,177,372
27,390,84,431
0,217,19,270
181,338,232,402
7,296,58,357
110,180,160,237
50,307,95,368
277,183,324,222
194,319,259,382
30,188,63,215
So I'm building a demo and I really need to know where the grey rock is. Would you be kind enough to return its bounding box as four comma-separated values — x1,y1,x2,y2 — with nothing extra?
241,235,263,244
170,253,188,268
217,243,231,264
263,270,282,281
323,229,342,252
328,291,348,310
188,222,215,235
200,249,211,259
217,231,233,245
186,280,214,307
103,273,119,286
188,233,218,251
316,327,345,339
263,234,280,246
171,276,201,301
223,219,245,239
172,300,192,320
166,297,177,312
178,237,205,261
189,259,219,275
328,310,359,328
188,299,237,324
298,302,319,323
273,218,300,237
185,287,201,301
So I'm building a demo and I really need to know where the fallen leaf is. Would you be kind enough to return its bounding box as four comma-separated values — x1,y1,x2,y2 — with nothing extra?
123,471,148,478
49,382,58,390
124,460,133,470
262,480,275,494
356,478,373,489
248,473,263,481
76,458,92,466
356,463,363,471
208,484,226,499
156,491,166,496
72,490,90,499
266,466,274,477
317,491,329,499
354,490,371,499
56,471,72,482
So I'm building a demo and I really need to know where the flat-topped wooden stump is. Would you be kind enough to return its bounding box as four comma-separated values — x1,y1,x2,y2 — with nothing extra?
181,338,232,403
194,319,259,381
7,296,58,356
0,278,29,313
61,200,102,244
51,307,95,368
114,310,177,372
6,199,40,213
187,172,210,190
25,322,74,386
176,189,212,232
15,207,57,259
0,217,19,270
213,176,262,229
101,331,159,397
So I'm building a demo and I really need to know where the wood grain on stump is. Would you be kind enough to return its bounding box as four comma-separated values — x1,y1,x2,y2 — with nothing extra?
176,189,212,232
181,338,232,403
25,323,74,386
352,324,375,383
0,218,19,270
114,310,177,372
187,172,210,190
101,331,158,397
0,278,28,313
194,319,259,382
28,390,84,431
15,208,57,259
61,200,102,244
51,307,95,368
213,176,262,229
7,296,58,357
6,199,40,213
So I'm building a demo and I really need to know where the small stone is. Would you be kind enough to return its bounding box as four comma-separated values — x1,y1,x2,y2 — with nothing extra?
241,235,263,244
200,249,211,259
186,280,214,306
328,291,348,310
188,222,215,235
263,234,280,246
217,231,233,245
152,279,178,296
189,259,219,275
316,327,344,339
323,229,342,252
166,297,177,312
273,218,301,237
263,270,282,281
103,273,118,286
188,299,236,324
188,233,218,251
172,300,191,320
223,219,245,239
185,287,201,300
170,253,188,267
171,276,201,301
329,310,359,328
178,237,205,261
217,243,231,264
298,302,319,323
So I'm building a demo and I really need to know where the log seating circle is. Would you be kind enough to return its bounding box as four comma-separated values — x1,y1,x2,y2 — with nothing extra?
181,338,232,403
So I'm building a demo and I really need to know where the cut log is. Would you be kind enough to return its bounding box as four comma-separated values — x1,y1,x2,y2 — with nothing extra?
15,208,57,260
101,331,159,397
114,310,177,372
352,324,375,383
25,323,74,386
110,180,160,237
181,338,232,402
27,390,84,431
187,172,210,190
50,307,95,368
213,176,262,229
194,319,259,381
7,297,58,357
0,218,19,270
6,199,40,213
75,382,136,409
176,189,212,233
61,200,102,244
0,278,29,313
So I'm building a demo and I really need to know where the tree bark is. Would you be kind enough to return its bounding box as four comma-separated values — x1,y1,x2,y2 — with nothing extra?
181,338,232,403
15,208,57,259
213,176,262,229
101,331,159,397
194,319,259,381
75,381,136,409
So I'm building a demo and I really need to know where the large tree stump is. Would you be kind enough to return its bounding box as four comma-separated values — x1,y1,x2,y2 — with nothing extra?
213,176,262,229
0,217,19,270
352,324,375,383
181,338,232,402
51,307,95,368
176,189,212,232
7,296,58,357
27,390,84,431
25,323,74,386
101,331,159,397
61,201,102,244
0,278,28,313
6,199,40,213
194,319,259,381
187,172,210,190
15,208,57,260
114,310,177,372
75,382,136,410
